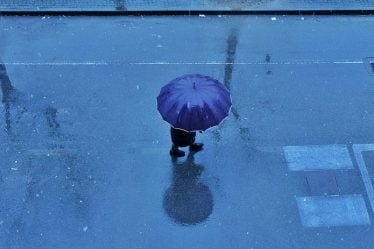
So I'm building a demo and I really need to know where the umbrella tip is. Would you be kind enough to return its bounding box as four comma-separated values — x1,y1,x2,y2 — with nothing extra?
193,82,196,89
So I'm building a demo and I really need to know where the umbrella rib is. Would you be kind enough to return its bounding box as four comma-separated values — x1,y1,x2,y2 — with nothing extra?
158,74,231,131
214,100,228,120
162,100,180,122
203,92,222,122
177,104,189,130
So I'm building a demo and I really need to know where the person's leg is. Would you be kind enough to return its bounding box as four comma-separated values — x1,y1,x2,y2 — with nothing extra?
170,144,185,157
189,142,204,152
188,132,203,152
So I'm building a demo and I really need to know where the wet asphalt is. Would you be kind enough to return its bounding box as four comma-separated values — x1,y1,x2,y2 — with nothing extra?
1,14,374,249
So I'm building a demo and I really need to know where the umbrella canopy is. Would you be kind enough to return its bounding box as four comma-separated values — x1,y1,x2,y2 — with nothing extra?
157,74,232,132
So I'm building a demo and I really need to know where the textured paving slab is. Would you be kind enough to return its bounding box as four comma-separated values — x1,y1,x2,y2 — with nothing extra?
284,145,353,171
296,195,371,227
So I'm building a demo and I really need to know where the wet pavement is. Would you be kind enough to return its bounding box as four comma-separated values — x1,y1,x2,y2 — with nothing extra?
1,14,374,249
1,0,374,11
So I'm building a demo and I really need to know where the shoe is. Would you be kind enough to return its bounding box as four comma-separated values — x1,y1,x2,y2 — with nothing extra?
170,148,185,157
189,143,204,152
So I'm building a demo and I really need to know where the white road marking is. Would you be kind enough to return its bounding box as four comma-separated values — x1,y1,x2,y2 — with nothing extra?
352,144,374,213
283,144,353,171
296,194,371,227
2,62,111,66
131,61,364,65
1,60,365,66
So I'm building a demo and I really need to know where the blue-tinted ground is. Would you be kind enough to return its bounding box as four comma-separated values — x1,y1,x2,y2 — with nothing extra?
1,14,374,249
0,0,374,11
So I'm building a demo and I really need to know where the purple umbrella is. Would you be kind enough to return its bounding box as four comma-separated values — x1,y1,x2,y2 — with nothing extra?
157,74,232,132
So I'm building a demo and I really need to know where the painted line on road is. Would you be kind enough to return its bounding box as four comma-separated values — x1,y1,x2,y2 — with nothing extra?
283,144,353,171
0,60,365,66
131,61,365,65
2,62,111,66
352,144,374,214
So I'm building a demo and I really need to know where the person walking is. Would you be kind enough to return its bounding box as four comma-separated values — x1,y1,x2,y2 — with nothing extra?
169,126,203,157
157,74,232,157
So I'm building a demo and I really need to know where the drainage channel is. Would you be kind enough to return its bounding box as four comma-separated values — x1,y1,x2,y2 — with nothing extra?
0,63,14,132
224,29,240,121
363,57,374,76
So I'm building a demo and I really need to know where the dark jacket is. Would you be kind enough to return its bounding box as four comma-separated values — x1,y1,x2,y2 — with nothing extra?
170,127,196,147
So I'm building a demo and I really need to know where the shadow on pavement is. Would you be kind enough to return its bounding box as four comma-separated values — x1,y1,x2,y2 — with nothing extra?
163,152,214,226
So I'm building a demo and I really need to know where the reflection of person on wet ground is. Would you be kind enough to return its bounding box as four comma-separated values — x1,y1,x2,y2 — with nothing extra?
169,127,204,157
163,151,213,225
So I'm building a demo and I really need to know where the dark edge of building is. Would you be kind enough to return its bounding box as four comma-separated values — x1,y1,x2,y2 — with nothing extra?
0,9,374,16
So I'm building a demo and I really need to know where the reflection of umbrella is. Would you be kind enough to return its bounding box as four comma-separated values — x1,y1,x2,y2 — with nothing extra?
163,153,214,225
163,183,213,225
157,74,231,132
